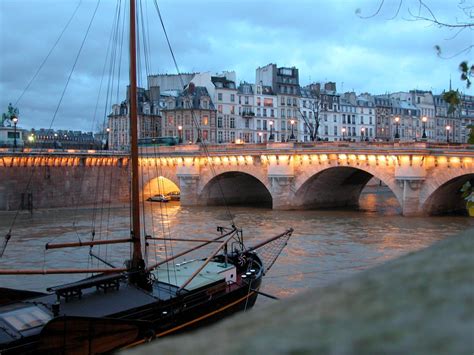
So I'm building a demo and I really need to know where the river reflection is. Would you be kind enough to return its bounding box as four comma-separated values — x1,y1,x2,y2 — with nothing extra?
0,188,472,308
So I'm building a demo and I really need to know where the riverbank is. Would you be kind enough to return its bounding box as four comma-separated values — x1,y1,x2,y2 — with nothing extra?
125,228,474,354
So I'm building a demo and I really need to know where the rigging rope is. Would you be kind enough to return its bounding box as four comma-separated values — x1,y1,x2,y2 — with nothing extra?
14,0,83,107
152,0,236,228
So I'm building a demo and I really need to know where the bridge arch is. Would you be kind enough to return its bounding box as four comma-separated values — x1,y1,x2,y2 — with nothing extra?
421,171,474,215
199,171,272,207
142,176,180,200
293,165,402,210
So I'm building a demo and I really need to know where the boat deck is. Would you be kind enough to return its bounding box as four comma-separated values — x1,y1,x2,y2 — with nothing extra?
31,282,158,318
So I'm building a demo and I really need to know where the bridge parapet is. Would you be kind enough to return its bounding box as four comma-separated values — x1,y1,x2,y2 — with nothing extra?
1,143,473,215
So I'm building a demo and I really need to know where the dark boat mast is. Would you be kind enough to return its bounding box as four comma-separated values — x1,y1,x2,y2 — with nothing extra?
128,0,145,276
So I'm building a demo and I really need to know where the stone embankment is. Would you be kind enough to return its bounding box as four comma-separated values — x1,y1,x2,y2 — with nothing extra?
125,229,474,354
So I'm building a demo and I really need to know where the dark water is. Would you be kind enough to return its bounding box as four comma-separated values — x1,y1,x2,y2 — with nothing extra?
0,187,472,307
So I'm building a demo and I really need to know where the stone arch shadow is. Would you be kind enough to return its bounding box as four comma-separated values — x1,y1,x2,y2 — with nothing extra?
200,171,272,208
293,166,402,211
421,173,474,215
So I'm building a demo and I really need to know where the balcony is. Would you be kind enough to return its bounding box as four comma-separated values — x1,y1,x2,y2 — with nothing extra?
242,111,255,118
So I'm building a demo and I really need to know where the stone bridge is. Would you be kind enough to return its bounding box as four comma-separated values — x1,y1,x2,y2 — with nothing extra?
1,142,473,216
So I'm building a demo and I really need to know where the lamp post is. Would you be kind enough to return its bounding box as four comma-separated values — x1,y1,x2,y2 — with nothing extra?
446,125,451,143
12,115,18,151
105,127,110,150
361,127,365,142
269,120,274,141
290,119,296,141
54,133,58,149
421,116,427,140
178,125,183,143
394,116,400,139
258,132,263,143
341,127,346,141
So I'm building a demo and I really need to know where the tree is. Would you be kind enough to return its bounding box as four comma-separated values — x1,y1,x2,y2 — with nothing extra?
356,1,473,86
467,125,474,144
298,93,322,142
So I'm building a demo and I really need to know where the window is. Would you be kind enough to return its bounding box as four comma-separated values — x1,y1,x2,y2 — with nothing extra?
230,131,235,142
334,126,337,135
218,105,223,113
264,98,273,107
271,109,275,117
218,93,222,101
245,96,249,105
230,117,235,128
217,116,223,128
257,97,261,106
257,120,261,129
245,119,250,128
202,116,209,125
218,131,223,142
263,120,267,130
333,115,337,123
7,132,19,138
342,114,346,124
230,94,235,102
263,108,267,117
281,109,285,118
293,98,297,106
324,126,328,135
230,106,235,114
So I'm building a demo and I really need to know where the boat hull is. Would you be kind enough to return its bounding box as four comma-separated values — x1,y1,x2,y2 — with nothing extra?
0,266,262,354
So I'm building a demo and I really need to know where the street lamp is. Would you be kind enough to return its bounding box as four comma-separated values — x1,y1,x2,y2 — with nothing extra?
446,125,451,143
258,132,263,143
341,127,346,141
361,127,365,142
54,133,58,149
12,115,18,151
394,116,400,139
269,120,274,141
290,119,295,141
178,125,183,143
421,116,427,140
105,127,110,150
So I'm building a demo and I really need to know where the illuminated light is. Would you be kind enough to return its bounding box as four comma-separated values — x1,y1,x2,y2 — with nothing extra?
67,149,76,153
176,157,183,165
358,155,366,162
462,157,472,165
87,150,96,154
269,155,277,163
338,154,347,160
238,156,245,165
437,156,448,165
378,155,386,162
167,158,174,165
230,156,237,164
279,155,289,163
348,154,357,161
319,154,328,162
260,155,268,163
368,155,376,161
449,157,460,164
245,156,253,164
222,156,229,165
184,157,193,166
302,155,309,162
160,158,167,166
213,157,221,165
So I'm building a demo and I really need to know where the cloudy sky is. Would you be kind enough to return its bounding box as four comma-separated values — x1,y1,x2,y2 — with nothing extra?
0,0,472,131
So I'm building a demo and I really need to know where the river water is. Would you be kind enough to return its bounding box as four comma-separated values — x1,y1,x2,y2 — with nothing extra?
0,187,472,307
